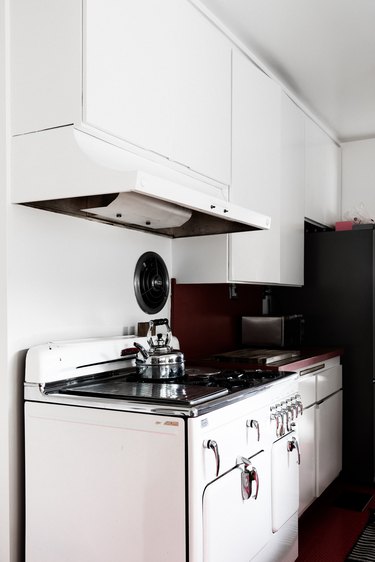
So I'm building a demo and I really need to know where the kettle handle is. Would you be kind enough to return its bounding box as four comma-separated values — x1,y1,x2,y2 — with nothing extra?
152,318,169,327
147,318,172,348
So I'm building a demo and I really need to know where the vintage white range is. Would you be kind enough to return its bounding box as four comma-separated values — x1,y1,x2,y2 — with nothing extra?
24,332,302,562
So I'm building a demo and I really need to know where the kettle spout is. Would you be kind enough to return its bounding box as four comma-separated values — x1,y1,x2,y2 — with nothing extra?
133,341,149,361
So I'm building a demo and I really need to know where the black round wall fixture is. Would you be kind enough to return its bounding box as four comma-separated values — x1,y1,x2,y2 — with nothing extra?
134,252,170,314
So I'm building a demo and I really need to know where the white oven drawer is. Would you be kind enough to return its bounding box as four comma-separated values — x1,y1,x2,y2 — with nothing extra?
201,404,271,479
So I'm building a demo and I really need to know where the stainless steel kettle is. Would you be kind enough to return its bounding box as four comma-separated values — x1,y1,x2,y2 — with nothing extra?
134,318,185,379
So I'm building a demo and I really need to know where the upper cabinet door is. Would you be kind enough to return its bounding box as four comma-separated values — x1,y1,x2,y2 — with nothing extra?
279,94,305,286
10,0,81,135
229,49,281,284
305,119,342,227
173,54,305,286
170,3,231,184
83,0,231,186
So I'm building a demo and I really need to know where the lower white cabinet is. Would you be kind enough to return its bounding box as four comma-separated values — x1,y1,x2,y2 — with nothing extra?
271,431,299,532
316,390,343,496
297,358,342,516
298,405,316,514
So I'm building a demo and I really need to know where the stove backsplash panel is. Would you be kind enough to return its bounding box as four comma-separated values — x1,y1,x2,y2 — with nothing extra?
171,279,263,359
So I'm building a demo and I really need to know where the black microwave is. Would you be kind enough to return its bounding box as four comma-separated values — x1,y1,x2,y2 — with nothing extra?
241,315,305,348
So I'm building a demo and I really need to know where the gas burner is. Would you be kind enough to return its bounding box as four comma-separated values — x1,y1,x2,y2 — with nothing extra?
182,368,290,392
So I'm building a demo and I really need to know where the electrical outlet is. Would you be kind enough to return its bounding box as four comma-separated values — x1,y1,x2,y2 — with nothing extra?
229,283,238,299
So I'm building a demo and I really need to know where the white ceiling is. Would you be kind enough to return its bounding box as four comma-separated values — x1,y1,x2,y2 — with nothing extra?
199,0,375,143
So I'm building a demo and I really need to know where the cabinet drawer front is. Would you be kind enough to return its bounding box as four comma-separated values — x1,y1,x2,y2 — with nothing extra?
298,373,316,408
202,405,270,479
316,365,342,401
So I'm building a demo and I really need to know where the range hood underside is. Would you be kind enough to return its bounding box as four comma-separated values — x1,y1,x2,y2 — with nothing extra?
22,194,257,238
13,126,270,238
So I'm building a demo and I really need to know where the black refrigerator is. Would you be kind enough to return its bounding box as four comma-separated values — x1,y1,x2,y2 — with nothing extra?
275,226,375,484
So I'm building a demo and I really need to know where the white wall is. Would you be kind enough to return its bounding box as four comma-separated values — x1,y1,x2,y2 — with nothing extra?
8,205,172,348
342,138,375,223
5,204,171,562
0,0,12,560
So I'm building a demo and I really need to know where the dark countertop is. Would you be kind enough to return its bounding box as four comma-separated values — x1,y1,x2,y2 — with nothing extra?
189,347,343,373
276,347,343,372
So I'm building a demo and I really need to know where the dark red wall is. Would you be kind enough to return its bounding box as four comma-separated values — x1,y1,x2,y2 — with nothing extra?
171,279,263,359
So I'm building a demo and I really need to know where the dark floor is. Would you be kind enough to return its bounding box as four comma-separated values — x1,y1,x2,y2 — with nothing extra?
297,478,375,561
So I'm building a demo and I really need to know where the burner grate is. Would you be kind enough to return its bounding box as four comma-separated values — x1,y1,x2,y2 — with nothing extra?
184,368,289,391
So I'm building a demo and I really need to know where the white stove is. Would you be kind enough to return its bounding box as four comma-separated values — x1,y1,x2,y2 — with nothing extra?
24,335,301,562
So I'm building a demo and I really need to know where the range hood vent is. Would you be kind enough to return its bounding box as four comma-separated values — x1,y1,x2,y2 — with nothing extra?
13,126,271,238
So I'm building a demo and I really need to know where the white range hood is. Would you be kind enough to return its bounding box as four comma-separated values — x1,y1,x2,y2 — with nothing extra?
12,125,271,238
80,169,271,237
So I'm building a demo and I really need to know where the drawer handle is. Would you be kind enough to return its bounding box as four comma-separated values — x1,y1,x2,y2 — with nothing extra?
247,419,260,441
204,439,220,477
300,363,325,377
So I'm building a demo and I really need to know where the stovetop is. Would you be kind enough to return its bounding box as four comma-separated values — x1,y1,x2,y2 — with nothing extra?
50,366,295,407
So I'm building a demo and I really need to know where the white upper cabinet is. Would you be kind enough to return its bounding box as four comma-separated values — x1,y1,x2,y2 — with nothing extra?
229,49,281,284
231,87,304,286
83,0,231,187
305,118,342,227
10,0,81,136
173,53,305,286
169,3,231,185
279,95,305,286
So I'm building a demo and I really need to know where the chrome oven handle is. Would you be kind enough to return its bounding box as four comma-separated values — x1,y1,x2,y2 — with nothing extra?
247,419,260,441
250,466,259,500
238,457,260,500
204,439,220,477
287,436,301,465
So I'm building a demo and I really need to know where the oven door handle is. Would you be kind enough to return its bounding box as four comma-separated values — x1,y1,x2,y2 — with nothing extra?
238,457,260,500
287,436,301,465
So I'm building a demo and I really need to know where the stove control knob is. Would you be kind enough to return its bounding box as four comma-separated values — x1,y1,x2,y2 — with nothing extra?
271,406,284,437
295,394,304,416
285,405,295,431
277,405,286,436
291,397,300,418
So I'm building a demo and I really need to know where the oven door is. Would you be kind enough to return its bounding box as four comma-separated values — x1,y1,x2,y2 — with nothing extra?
202,450,271,562
271,430,300,532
